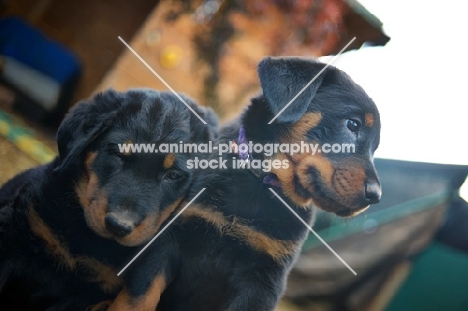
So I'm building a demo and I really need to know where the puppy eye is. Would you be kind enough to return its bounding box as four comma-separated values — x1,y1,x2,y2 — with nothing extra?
346,119,361,132
164,170,183,181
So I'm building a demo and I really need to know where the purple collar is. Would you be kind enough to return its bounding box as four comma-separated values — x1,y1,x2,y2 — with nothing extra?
237,126,280,188
237,126,249,161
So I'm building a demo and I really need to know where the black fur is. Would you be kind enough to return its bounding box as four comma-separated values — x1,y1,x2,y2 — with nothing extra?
117,57,382,311
0,88,218,310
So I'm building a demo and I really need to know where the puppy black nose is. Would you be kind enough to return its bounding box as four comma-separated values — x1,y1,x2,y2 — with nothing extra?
365,182,381,204
105,215,133,238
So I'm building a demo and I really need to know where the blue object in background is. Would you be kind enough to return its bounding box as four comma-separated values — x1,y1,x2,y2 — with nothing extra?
0,16,82,126
0,16,81,84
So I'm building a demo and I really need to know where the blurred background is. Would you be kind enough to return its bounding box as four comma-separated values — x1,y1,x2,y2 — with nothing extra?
0,0,467,310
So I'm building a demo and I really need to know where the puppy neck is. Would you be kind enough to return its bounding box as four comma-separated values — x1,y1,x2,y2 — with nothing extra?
232,126,281,188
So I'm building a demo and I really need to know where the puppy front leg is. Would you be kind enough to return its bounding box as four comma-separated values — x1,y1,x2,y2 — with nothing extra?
223,280,283,311
107,273,166,311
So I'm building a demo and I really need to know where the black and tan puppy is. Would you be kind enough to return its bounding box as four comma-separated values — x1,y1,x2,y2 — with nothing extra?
112,56,381,311
161,57,381,310
0,89,217,310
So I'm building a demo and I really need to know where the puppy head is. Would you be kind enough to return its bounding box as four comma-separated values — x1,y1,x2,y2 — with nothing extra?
257,57,381,216
56,88,218,246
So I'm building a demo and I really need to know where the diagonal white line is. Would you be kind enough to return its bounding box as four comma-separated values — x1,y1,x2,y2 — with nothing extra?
268,188,357,275
268,37,356,124
117,188,206,276
118,36,207,125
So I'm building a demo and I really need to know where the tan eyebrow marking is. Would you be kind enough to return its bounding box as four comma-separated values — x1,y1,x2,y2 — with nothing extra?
365,113,374,127
163,153,176,169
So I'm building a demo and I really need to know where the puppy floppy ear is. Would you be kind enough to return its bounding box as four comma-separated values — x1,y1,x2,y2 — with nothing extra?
257,57,326,123
54,89,123,172
179,94,219,142
192,105,219,141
